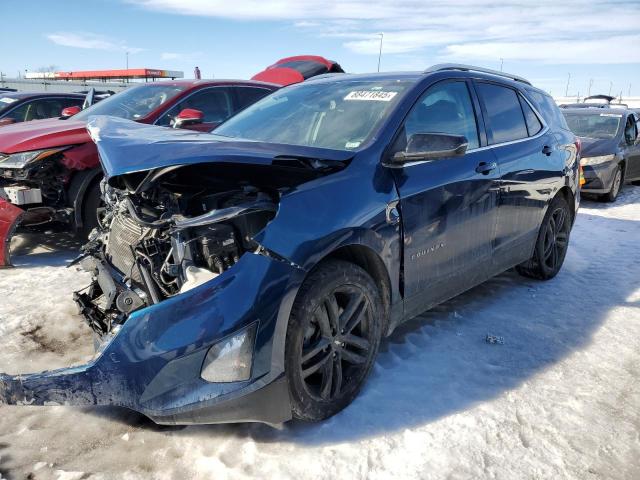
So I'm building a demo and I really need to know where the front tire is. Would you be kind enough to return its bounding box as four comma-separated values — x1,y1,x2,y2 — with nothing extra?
516,195,572,280
285,260,382,422
601,164,622,203
79,181,105,239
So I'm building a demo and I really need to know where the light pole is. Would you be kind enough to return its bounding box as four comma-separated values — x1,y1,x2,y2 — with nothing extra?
565,72,571,97
377,33,384,72
499,58,503,72
126,51,129,70
629,83,632,98
609,81,613,96
588,78,593,97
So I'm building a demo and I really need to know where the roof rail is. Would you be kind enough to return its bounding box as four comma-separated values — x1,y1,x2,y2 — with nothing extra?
424,63,532,86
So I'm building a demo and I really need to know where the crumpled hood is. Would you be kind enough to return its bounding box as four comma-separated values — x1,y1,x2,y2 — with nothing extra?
579,136,619,158
0,117,90,154
88,116,354,181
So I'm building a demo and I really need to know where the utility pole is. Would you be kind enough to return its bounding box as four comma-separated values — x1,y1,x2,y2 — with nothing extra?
588,78,593,97
377,33,384,72
126,52,129,70
565,73,571,97
499,58,504,71
629,83,632,98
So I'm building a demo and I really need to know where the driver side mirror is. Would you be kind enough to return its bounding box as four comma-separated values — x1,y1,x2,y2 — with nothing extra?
60,106,81,119
172,108,204,129
389,133,468,165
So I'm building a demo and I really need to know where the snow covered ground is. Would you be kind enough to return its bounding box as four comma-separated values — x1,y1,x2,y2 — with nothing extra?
1,186,639,480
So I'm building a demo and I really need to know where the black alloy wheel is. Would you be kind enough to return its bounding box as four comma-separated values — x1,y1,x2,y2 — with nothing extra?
286,260,382,421
516,195,572,280
540,205,570,272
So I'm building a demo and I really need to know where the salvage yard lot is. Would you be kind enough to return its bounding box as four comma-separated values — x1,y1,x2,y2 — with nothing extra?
1,187,639,480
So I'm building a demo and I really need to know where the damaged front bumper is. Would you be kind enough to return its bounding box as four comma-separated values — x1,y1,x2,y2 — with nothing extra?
0,252,303,425
0,197,24,268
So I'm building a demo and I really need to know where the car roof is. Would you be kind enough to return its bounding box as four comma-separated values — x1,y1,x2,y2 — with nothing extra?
136,79,280,89
561,106,630,115
302,71,424,84
303,65,544,93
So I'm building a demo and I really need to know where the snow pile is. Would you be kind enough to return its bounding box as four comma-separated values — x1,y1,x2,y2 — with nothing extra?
1,187,640,479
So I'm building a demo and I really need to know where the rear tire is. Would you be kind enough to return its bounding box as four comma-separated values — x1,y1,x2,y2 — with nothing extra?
285,260,382,422
601,165,622,203
516,195,572,281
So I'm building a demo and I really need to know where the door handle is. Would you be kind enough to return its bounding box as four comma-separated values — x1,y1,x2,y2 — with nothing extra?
475,161,497,175
542,145,553,156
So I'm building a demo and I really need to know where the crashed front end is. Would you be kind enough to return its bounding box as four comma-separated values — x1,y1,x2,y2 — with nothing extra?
0,117,350,425
0,143,97,267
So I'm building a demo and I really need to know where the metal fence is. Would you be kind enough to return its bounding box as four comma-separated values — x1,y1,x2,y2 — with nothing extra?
0,77,130,93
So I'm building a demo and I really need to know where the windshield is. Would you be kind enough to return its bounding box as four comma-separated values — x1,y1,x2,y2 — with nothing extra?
214,80,411,151
74,84,185,121
563,112,622,139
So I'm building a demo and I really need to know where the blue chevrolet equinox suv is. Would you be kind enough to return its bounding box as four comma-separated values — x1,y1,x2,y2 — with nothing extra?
1,64,580,425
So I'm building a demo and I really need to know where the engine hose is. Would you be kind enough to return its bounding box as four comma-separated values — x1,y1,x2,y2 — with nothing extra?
124,197,172,229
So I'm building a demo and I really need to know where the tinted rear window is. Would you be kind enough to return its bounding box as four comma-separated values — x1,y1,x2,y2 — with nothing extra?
477,83,528,144
519,95,543,136
526,88,569,130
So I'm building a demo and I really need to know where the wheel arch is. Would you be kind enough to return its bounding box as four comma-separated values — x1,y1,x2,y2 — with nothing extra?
67,168,103,231
557,185,576,224
322,244,392,334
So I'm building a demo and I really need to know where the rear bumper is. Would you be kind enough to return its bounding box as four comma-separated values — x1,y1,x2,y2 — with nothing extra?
0,251,302,425
0,197,24,267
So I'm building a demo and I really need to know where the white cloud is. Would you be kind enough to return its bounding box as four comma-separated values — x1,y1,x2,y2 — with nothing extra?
161,51,203,61
126,0,640,64
46,32,143,53
161,52,181,60
444,35,640,65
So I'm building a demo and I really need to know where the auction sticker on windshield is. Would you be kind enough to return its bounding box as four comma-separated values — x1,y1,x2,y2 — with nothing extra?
344,91,398,101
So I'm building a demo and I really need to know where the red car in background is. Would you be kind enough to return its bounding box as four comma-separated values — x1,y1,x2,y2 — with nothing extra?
0,79,279,266
0,92,86,127
252,55,344,85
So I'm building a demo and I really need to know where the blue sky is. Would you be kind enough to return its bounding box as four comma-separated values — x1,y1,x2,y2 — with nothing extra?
1,0,639,97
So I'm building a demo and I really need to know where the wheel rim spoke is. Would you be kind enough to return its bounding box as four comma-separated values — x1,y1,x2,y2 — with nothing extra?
320,357,334,400
342,333,370,351
339,347,367,365
332,358,343,397
315,308,332,338
302,338,330,363
340,292,366,334
302,350,332,378
324,295,340,334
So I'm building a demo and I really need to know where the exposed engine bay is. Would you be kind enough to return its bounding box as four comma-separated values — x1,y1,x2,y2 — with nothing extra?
73,166,281,336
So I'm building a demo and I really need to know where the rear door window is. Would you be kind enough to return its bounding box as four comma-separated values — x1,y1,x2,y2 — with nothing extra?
476,83,528,144
526,88,570,130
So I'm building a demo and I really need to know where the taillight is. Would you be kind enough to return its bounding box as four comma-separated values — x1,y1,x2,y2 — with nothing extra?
575,137,584,186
